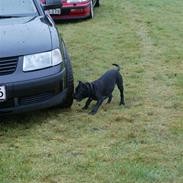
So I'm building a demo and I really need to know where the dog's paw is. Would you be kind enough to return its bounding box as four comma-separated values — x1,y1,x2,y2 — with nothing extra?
89,111,97,115
119,102,125,106
82,106,88,110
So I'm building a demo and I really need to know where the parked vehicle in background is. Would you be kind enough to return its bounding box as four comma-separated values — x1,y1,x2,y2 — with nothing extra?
41,0,100,20
0,0,74,115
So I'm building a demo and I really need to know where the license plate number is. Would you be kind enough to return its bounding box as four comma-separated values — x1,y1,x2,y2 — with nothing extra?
0,86,6,102
49,8,61,15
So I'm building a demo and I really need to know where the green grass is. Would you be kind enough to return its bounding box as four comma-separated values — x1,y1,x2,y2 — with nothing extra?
0,0,183,182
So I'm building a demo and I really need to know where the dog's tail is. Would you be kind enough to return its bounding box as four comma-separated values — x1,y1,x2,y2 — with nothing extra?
112,64,120,71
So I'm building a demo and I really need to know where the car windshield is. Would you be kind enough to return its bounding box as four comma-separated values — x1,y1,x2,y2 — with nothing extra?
0,0,38,17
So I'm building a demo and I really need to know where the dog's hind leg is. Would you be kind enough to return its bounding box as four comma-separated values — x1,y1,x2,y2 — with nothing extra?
82,98,92,110
106,94,113,104
117,74,125,105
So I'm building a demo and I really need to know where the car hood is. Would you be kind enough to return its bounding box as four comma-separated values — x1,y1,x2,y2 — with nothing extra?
0,16,52,58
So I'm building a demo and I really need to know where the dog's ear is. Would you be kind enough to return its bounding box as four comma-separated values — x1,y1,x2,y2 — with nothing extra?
78,80,85,87
78,80,82,84
82,83,88,89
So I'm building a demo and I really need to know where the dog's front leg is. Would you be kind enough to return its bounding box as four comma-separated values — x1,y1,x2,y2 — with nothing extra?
90,98,104,115
106,94,113,104
82,98,92,110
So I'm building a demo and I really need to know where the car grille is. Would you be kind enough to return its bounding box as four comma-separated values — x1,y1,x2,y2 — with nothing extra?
0,99,15,109
19,92,54,105
0,92,54,109
0,56,18,76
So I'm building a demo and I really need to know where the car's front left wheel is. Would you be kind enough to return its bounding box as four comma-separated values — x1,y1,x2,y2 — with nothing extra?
60,49,74,108
89,1,94,19
95,0,100,7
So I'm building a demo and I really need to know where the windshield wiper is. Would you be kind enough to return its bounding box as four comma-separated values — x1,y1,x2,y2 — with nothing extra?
0,15,21,19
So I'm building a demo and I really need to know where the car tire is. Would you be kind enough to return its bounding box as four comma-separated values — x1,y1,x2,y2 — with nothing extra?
89,1,94,19
60,48,74,108
95,0,100,7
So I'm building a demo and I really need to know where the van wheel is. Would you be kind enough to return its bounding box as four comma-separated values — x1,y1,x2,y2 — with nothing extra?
89,1,94,19
95,0,100,7
61,49,74,108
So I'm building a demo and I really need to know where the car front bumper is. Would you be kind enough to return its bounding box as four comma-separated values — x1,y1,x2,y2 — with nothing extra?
51,2,91,20
0,68,67,115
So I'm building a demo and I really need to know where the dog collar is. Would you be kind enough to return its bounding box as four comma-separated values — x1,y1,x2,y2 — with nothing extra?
86,82,95,98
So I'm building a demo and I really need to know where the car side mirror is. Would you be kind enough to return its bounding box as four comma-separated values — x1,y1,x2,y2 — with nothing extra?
43,0,62,10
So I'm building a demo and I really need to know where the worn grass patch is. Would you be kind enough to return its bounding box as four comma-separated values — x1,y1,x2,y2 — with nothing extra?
0,0,183,182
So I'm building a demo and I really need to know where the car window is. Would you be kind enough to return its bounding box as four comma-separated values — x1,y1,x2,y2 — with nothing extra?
0,0,38,17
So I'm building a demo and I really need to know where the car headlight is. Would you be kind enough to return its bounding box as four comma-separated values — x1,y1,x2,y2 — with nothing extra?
67,0,88,3
23,49,63,72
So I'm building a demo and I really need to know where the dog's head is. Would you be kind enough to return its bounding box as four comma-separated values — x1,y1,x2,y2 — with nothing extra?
73,81,89,101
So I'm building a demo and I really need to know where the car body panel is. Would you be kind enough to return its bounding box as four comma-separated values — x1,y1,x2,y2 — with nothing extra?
0,16,52,58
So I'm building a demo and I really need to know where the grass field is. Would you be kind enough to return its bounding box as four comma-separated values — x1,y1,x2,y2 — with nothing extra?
0,0,183,182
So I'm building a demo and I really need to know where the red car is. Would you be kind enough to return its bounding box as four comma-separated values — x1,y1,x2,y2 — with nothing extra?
41,0,100,20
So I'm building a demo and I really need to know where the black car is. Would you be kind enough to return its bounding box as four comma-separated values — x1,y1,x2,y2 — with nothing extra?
0,0,74,115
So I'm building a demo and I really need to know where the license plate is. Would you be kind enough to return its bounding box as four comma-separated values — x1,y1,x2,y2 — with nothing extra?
49,8,61,15
0,86,6,102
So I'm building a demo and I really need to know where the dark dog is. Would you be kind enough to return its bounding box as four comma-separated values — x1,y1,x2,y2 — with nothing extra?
74,64,125,115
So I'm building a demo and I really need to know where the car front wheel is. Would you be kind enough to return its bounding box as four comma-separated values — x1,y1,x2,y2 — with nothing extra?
95,0,100,7
60,48,74,108
89,1,94,19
